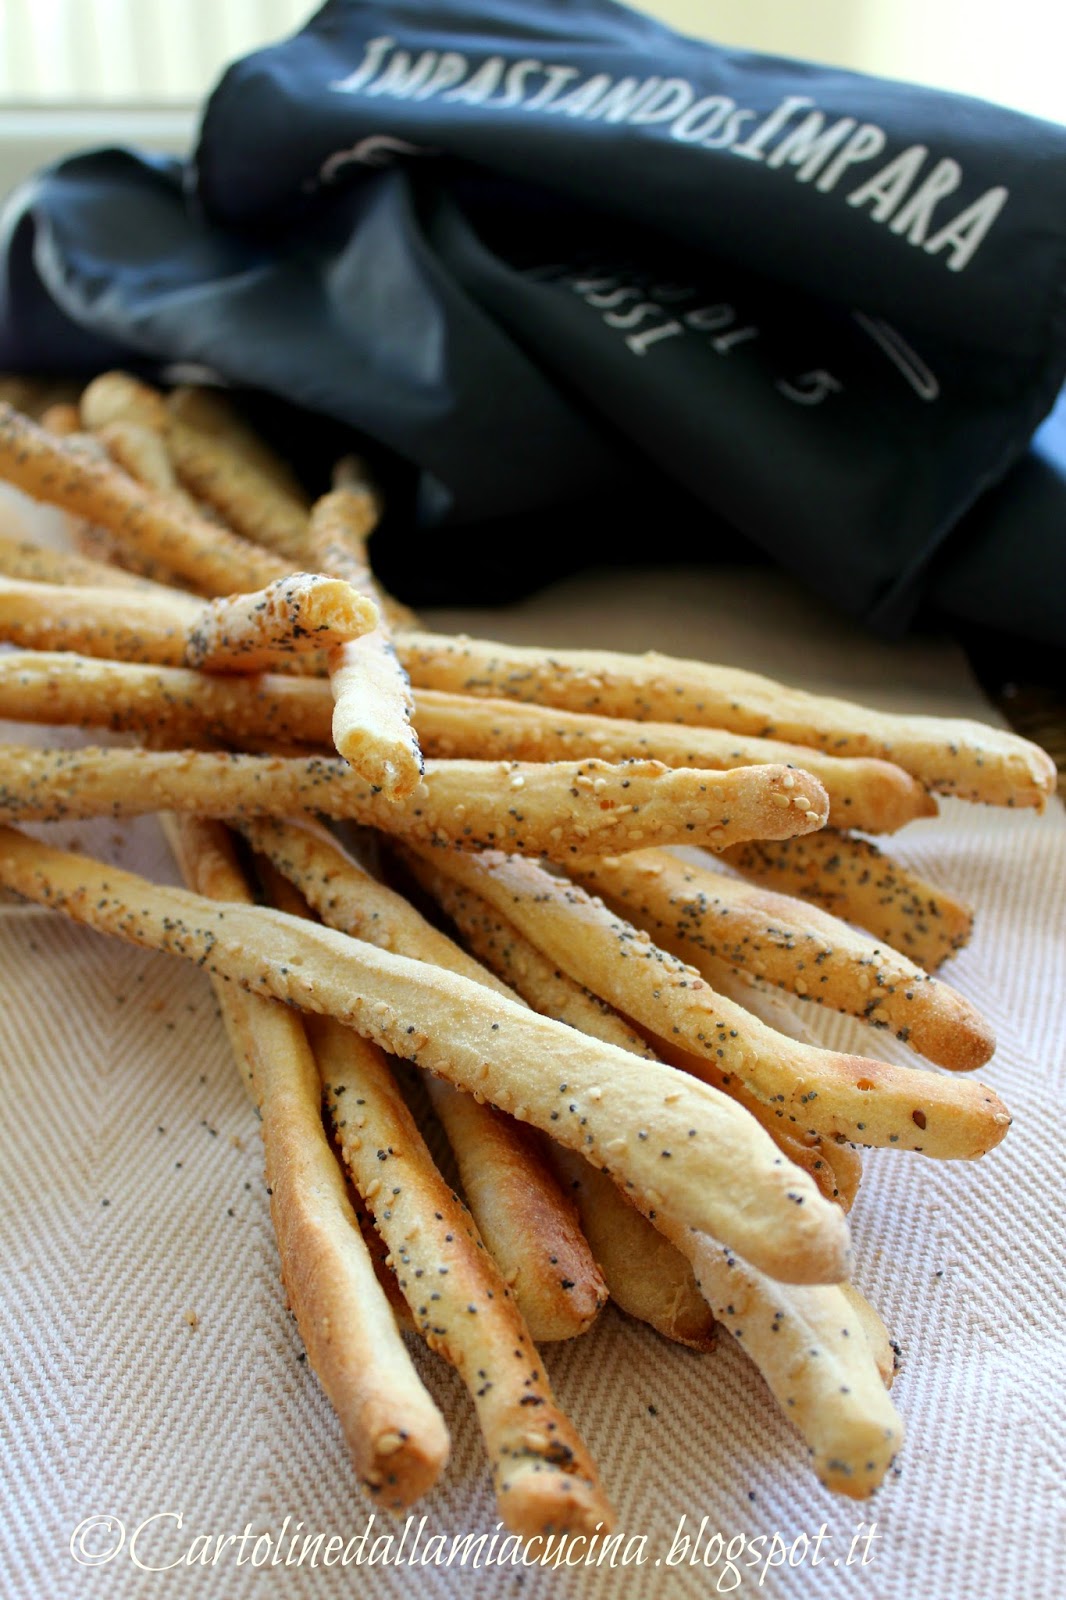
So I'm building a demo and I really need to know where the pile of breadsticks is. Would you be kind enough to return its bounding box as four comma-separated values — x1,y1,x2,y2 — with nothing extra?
0,373,1056,1538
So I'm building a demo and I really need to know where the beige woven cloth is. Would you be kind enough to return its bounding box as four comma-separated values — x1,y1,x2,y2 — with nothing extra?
1,497,1063,1598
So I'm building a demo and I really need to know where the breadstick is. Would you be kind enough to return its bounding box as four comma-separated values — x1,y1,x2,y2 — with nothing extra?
666,1229,903,1498
0,401,287,594
722,832,975,973
398,854,719,1347
69,520,194,588
570,850,994,1071
0,651,332,747
0,743,830,859
81,372,311,562
406,855,860,1211
310,1016,612,1536
413,690,936,835
166,816,448,1508
251,821,605,1343
398,631,1056,808
184,574,378,673
0,824,851,1285
409,850,1011,1160
39,402,82,436
308,490,422,800
0,532,164,592
840,1283,898,1388
95,418,195,503
166,386,307,501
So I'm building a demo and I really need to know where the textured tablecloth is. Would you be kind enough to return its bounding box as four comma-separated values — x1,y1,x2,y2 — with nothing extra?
1,489,1064,1599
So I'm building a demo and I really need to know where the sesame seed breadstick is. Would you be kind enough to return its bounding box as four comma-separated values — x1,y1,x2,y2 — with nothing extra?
309,489,423,801
664,1229,903,1498
0,651,332,747
398,854,716,1349
406,855,860,1211
570,850,994,1071
165,816,449,1509
81,372,311,563
309,1014,613,1537
721,832,975,973
183,574,378,674
405,853,899,1486
0,824,851,1285
413,690,936,835
0,533,164,592
398,631,1056,809
166,386,308,502
408,850,1011,1160
249,818,606,1343
0,401,288,595
0,743,830,857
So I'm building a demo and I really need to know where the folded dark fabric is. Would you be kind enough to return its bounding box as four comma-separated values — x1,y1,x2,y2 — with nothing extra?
1,0,1065,642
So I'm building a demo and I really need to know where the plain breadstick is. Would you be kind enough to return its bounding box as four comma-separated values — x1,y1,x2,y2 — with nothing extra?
0,744,830,858
82,372,311,562
413,690,937,835
669,1229,903,1498
571,849,994,1070
722,832,975,973
0,402,287,594
166,816,448,1508
0,825,851,1285
184,573,378,673
409,849,1011,1160
0,652,333,747
309,489,423,800
840,1283,899,1388
0,532,165,592
398,631,1056,808
406,854,860,1212
310,1015,613,1536
252,821,605,1343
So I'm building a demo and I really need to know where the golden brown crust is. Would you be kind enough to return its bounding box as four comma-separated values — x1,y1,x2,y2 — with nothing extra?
310,490,423,800
398,630,1056,808
166,386,308,501
0,652,334,747
184,573,378,674
249,818,606,1343
0,533,164,592
82,371,311,562
310,1015,613,1536
0,824,852,1285
413,690,937,834
571,849,995,1071
722,831,975,973
410,849,1011,1161
0,401,287,594
166,816,449,1509
39,402,82,436
0,744,828,857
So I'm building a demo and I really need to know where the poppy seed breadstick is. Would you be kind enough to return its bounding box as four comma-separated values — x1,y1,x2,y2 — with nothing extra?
571,849,994,1070
95,418,200,510
839,1283,898,1389
250,819,605,1343
0,532,164,592
165,815,449,1508
0,653,334,748
0,825,851,1286
0,744,830,858
399,854,717,1349
309,1014,613,1537
722,832,975,973
408,849,1011,1160
81,371,311,562
166,386,308,501
0,401,288,594
407,855,859,1212
664,1229,903,1498
398,631,1056,809
184,574,378,674
413,690,936,835
309,489,423,800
